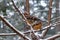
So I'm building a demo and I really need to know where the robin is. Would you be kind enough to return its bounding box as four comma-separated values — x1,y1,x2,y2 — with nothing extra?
24,11,42,30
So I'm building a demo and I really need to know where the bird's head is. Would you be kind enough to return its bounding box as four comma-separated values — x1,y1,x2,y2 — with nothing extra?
24,11,30,16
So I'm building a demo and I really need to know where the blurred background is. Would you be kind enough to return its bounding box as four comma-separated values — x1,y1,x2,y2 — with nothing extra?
0,0,60,40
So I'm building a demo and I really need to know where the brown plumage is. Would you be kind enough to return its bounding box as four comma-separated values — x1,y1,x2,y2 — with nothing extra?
24,11,42,30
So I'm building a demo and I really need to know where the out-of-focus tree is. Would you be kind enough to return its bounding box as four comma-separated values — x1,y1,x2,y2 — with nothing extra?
0,0,60,40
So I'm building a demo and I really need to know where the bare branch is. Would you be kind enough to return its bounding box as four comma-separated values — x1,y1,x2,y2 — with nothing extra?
11,0,36,37
11,0,33,31
46,34,60,40
0,16,29,40
8,0,38,39
25,0,30,14
24,20,60,34
0,33,16,36
41,0,53,38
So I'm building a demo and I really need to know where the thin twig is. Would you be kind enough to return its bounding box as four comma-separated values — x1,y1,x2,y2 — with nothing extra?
25,0,30,14
45,34,60,40
24,20,60,34
41,0,53,38
0,33,16,36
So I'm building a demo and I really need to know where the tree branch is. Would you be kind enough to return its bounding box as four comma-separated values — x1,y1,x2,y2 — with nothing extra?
0,16,60,40
0,16,29,40
46,34,60,40
24,20,60,34
11,0,38,40
25,0,30,14
11,0,34,32
41,0,53,38
0,33,16,36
